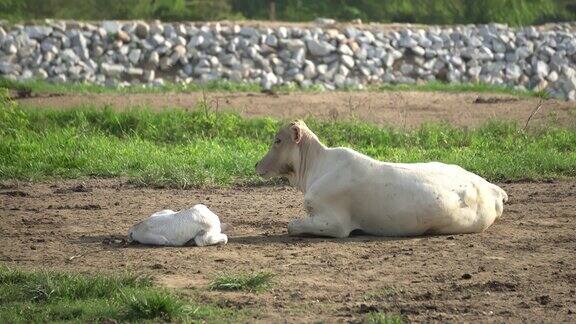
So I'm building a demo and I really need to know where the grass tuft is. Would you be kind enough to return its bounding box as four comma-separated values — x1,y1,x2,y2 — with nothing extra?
363,312,405,324
123,290,185,321
0,266,246,323
209,271,275,292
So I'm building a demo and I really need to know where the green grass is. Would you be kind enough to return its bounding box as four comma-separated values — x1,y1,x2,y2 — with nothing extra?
209,272,275,292
0,265,246,323
372,81,549,98
363,312,405,324
1,77,547,98
0,77,263,95
0,103,575,187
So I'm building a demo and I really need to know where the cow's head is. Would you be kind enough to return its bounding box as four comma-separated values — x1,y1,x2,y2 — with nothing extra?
255,120,308,178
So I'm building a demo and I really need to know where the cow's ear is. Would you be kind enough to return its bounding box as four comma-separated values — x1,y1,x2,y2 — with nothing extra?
290,124,302,144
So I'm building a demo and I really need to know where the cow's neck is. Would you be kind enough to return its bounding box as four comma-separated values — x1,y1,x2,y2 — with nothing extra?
289,133,326,193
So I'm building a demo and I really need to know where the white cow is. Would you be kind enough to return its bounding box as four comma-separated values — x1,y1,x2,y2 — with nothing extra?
255,120,508,238
128,204,228,246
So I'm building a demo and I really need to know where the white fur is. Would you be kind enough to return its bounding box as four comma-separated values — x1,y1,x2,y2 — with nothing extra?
256,122,508,238
288,148,508,238
128,204,228,246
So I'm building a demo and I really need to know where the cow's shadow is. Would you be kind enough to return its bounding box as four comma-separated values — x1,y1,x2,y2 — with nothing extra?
229,231,420,245
72,230,424,249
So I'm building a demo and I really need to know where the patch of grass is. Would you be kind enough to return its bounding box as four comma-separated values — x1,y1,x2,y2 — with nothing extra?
123,290,186,321
363,312,405,324
0,102,575,186
1,77,546,98
0,265,247,323
372,81,549,98
0,77,263,95
209,272,275,292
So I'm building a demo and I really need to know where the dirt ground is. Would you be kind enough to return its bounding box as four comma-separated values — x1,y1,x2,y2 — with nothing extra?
17,90,576,128
4,90,576,322
1,178,575,322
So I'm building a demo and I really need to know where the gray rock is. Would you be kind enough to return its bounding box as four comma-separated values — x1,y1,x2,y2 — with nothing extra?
34,68,48,79
148,51,160,67
468,66,482,80
547,70,559,82
492,39,507,53
3,42,17,55
151,34,165,46
128,49,141,64
0,62,20,74
400,64,414,75
187,35,204,49
25,26,53,39
283,39,305,51
383,53,395,67
314,18,336,27
61,49,79,63
505,63,522,80
399,36,418,48
277,26,289,39
127,67,144,76
303,60,317,79
338,44,354,56
240,27,259,38
143,69,155,82
341,55,355,68
261,71,278,90
100,63,124,76
102,21,121,34
411,46,425,56
306,39,335,56
265,34,278,47
535,61,549,79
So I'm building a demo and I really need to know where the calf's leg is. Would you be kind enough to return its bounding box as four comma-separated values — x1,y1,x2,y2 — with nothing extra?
195,232,228,246
135,232,170,245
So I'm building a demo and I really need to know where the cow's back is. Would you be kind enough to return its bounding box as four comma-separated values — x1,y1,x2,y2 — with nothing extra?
317,152,506,236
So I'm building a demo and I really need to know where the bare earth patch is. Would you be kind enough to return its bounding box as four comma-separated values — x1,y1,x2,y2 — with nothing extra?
18,91,576,128
1,179,575,322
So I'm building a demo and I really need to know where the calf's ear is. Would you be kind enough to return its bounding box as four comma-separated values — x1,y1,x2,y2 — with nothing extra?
290,124,302,144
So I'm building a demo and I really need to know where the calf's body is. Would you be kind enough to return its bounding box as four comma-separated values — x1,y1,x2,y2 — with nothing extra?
256,121,507,238
128,204,228,246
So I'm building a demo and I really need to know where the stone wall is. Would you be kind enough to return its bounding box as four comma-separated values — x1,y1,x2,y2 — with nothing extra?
0,20,575,100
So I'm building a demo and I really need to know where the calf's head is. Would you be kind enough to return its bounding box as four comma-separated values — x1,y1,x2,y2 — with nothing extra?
255,120,309,178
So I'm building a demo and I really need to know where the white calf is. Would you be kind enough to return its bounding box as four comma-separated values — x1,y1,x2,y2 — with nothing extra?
128,204,228,246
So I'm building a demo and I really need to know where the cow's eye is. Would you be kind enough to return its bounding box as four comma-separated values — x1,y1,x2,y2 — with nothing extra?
274,138,281,144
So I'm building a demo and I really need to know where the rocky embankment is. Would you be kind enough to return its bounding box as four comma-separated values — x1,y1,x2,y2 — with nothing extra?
0,20,575,100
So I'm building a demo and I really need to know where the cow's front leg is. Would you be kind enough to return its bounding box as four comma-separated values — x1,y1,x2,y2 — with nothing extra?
288,215,350,238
